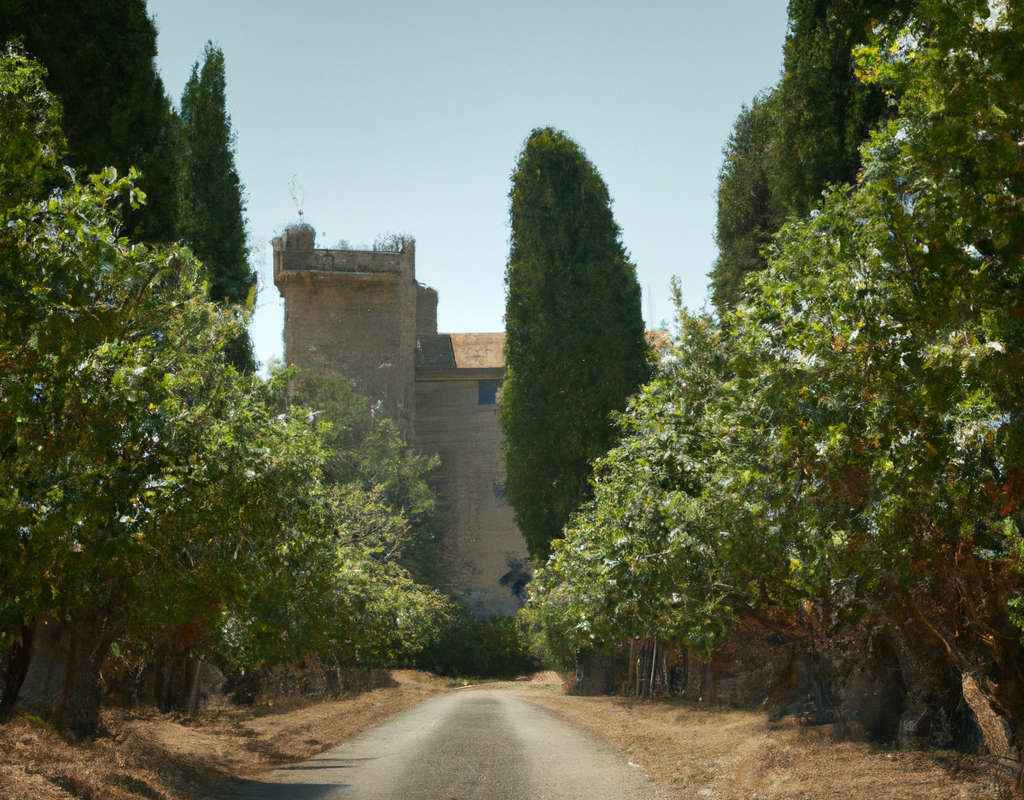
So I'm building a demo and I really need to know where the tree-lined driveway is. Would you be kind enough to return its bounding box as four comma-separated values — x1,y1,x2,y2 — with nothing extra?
224,688,663,800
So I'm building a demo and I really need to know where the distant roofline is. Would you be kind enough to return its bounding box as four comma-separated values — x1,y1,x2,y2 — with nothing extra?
415,366,505,381
436,330,505,336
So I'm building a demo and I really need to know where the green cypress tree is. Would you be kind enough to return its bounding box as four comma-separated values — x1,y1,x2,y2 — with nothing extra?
0,0,182,242
501,128,651,562
180,43,257,372
710,90,783,313
712,2,917,310
776,0,914,215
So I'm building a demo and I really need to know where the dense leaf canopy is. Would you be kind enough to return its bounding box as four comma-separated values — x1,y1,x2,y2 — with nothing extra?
776,0,914,216
712,1,917,316
710,91,783,312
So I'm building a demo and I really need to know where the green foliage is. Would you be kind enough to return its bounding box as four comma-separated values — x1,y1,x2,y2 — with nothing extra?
292,372,438,523
0,156,264,638
0,0,182,242
179,42,257,371
529,307,774,656
712,1,918,314
0,47,64,203
501,127,651,561
776,0,915,215
216,493,451,671
516,595,583,671
289,370,443,584
0,51,447,725
710,90,784,312
530,1,1024,712
415,608,541,678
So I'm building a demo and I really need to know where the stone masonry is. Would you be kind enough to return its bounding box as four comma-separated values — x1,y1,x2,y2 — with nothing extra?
273,223,530,616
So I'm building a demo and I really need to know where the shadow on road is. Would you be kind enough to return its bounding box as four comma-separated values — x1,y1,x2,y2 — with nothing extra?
218,751,382,796
221,779,350,798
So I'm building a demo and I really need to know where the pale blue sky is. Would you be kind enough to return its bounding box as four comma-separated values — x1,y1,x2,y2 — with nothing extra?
147,1,787,369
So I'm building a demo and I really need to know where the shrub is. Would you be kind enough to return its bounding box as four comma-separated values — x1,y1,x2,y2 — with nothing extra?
415,607,540,678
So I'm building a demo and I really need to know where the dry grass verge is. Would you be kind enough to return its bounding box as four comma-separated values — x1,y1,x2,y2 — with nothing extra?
0,669,448,800
512,684,1014,800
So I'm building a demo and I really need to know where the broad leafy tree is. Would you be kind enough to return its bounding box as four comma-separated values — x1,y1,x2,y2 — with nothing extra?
0,50,446,734
502,128,650,561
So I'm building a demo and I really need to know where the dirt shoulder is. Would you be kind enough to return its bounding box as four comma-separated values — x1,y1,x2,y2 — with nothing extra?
511,683,1013,800
0,669,448,800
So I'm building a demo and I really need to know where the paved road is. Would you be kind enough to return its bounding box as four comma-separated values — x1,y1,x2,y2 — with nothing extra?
223,688,663,800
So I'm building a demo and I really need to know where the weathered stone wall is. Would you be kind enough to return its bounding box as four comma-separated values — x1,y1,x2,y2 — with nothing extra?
416,284,438,336
413,370,530,617
677,635,796,709
279,248,406,275
231,657,392,705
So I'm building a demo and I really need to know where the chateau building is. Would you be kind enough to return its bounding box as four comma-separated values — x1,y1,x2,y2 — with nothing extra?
273,223,530,616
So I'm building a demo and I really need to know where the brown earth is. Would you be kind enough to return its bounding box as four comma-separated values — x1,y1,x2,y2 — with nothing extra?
0,669,448,800
1,670,1015,800
510,682,1015,800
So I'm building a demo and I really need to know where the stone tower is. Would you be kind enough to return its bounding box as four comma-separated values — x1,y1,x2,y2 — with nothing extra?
272,223,419,432
274,221,532,617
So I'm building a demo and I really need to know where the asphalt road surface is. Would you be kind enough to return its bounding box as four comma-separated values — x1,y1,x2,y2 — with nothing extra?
224,688,663,800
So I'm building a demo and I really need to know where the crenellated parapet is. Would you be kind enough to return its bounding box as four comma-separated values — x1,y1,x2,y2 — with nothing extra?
272,221,419,434
272,224,415,293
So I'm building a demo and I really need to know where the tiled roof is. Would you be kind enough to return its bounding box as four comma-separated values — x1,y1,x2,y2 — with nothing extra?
645,329,671,352
416,334,457,369
416,333,506,370
450,333,506,368
416,330,669,370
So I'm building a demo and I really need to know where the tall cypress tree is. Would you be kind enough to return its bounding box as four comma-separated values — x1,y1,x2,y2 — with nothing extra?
0,0,181,242
501,128,650,561
712,2,917,310
776,0,914,215
710,90,783,313
180,43,256,372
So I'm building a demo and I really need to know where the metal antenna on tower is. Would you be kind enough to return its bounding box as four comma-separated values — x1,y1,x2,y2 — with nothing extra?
288,174,305,222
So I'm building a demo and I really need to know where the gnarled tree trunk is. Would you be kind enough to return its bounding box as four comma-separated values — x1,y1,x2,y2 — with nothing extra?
152,622,204,713
15,617,111,737
1,625,33,717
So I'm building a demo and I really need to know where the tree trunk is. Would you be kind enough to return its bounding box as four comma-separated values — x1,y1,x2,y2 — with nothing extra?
152,623,205,712
186,657,204,717
1,625,33,717
15,618,111,737
154,647,195,712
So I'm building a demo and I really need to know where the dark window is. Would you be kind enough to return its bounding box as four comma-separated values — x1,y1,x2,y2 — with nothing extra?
478,380,498,405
